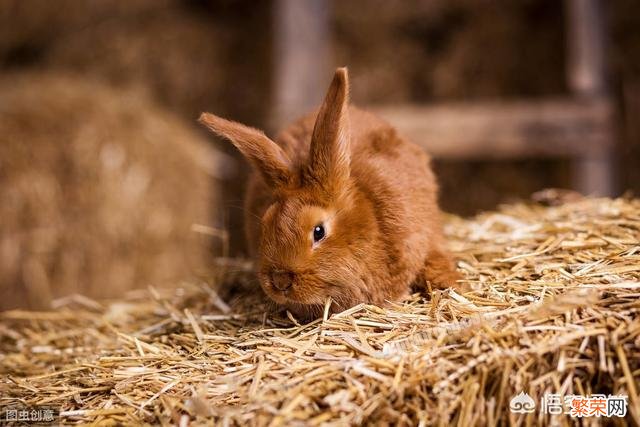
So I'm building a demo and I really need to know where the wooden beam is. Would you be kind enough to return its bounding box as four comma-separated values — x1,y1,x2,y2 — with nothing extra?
272,0,330,130
371,98,613,160
565,0,614,196
566,0,606,97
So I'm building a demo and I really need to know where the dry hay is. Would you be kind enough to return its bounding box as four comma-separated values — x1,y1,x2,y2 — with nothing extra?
0,72,231,310
42,5,230,122
0,0,176,53
1,196,639,425
334,0,564,103
0,0,179,73
0,0,229,121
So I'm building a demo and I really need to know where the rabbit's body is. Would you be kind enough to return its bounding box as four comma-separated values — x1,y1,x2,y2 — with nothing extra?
202,69,461,318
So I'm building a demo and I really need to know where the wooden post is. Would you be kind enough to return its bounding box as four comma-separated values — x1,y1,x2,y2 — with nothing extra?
272,0,330,130
565,0,615,196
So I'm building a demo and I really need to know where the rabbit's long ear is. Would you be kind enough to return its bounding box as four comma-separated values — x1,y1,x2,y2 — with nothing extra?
308,67,350,194
199,113,291,188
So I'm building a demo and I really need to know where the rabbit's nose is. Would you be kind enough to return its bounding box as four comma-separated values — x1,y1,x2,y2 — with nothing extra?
271,271,294,291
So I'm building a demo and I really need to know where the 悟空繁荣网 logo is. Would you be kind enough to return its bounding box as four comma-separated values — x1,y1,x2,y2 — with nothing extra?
541,393,628,417
510,392,536,414
509,392,628,418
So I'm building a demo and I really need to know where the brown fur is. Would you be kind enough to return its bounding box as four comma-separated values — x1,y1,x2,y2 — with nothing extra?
200,68,463,318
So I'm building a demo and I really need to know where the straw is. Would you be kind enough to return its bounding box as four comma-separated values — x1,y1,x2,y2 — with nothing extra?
1,196,638,425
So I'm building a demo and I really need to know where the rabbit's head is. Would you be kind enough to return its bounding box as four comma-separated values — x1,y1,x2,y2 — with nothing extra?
201,69,389,315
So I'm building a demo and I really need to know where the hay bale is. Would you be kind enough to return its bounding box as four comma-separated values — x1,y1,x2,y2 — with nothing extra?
0,0,228,121
0,197,638,424
0,0,176,65
0,72,230,310
42,5,229,121
333,0,564,103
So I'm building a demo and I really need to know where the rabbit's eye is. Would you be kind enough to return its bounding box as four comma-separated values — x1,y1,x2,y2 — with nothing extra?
313,224,326,243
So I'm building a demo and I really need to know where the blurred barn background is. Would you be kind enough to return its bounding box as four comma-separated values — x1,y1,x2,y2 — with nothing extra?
1,0,638,310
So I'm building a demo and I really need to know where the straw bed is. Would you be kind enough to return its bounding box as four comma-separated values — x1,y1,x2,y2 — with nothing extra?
1,196,639,425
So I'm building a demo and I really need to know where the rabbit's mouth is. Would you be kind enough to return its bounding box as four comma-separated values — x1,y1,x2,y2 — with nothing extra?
260,269,334,307
259,270,294,304
269,270,295,292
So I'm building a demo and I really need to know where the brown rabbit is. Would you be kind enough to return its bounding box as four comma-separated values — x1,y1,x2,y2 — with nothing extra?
200,68,463,318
